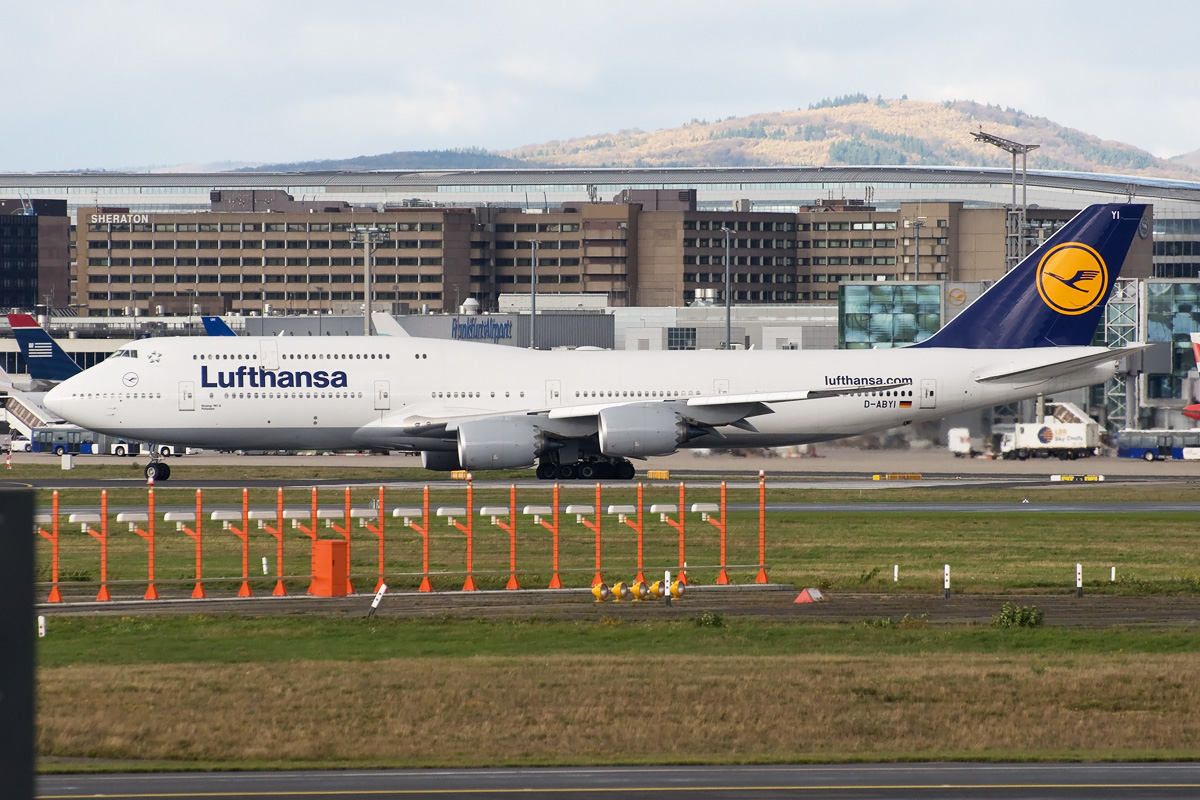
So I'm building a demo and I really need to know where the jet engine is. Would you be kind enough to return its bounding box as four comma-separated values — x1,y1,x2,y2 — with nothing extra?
456,418,544,470
598,403,689,458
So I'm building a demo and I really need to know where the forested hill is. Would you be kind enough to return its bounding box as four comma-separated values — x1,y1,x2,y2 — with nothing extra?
243,96,1196,181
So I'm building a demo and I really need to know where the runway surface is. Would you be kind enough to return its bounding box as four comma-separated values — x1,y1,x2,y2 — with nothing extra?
36,763,1200,799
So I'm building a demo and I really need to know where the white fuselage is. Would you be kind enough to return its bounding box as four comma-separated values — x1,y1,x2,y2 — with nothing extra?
42,335,1118,454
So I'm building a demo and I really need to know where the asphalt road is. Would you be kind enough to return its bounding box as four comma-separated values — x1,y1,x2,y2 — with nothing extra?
36,762,1200,799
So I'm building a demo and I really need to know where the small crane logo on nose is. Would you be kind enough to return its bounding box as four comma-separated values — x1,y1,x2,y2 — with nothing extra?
123,372,139,387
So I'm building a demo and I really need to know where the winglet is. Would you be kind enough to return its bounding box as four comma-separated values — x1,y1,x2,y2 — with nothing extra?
912,204,1148,349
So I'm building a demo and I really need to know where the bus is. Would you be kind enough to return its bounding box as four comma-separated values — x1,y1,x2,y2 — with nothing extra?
31,425,110,455
1115,428,1200,461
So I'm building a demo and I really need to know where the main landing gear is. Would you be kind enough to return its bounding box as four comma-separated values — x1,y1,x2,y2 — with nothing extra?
536,457,636,481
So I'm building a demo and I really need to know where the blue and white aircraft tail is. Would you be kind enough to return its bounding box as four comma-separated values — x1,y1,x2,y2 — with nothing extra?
914,203,1145,349
7,314,82,388
201,316,237,336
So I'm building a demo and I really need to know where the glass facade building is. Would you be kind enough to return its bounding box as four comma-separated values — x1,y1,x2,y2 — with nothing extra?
839,283,943,348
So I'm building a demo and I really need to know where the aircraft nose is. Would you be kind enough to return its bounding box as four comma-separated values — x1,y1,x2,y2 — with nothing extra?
43,380,70,417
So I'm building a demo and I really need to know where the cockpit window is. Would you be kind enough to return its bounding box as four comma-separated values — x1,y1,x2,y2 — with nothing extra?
109,349,138,359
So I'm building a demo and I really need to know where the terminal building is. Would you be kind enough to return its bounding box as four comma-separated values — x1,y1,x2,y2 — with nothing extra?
4,165,1200,438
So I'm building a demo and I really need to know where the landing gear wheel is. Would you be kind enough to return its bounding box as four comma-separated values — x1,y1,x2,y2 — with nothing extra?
145,462,170,481
556,463,577,480
615,460,636,480
536,462,556,480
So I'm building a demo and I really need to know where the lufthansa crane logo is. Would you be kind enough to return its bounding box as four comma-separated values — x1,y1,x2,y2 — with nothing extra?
1035,242,1109,316
122,372,139,387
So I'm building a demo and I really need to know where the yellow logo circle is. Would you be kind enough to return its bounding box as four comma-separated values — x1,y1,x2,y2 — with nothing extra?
947,287,966,306
1035,243,1108,315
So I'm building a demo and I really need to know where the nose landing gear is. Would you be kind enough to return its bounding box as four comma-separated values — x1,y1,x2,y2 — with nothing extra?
145,460,171,481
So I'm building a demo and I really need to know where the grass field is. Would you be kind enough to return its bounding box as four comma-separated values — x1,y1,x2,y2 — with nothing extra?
26,472,1200,768
37,617,1200,768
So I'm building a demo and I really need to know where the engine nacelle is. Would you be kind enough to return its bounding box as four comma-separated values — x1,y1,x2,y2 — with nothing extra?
598,403,687,458
456,418,543,470
421,450,462,471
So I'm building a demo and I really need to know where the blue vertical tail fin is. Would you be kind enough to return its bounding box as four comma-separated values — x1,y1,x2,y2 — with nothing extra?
201,316,237,336
7,314,82,382
912,203,1148,349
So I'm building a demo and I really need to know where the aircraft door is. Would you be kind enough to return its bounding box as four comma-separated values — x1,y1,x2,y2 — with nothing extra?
545,380,562,407
714,379,730,395
259,339,279,370
179,381,195,411
920,379,937,409
374,380,390,411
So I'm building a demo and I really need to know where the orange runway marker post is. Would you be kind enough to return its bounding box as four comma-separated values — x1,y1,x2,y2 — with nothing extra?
481,485,521,590
292,487,320,594
568,485,604,587
755,470,769,584
254,487,288,596
694,482,729,584
608,483,646,584
392,487,432,592
71,490,111,601
525,485,562,589
656,483,688,585
440,477,477,591
121,488,159,599
36,491,62,603
176,489,206,598
357,485,387,593
213,488,253,597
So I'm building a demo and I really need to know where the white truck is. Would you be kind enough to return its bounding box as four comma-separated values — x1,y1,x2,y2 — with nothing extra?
1000,402,1101,460
948,427,981,458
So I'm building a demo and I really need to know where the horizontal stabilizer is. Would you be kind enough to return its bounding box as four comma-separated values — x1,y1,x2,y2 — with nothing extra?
975,345,1151,384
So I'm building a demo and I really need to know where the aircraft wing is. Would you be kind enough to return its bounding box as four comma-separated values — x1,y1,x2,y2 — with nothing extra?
974,345,1152,384
361,381,918,446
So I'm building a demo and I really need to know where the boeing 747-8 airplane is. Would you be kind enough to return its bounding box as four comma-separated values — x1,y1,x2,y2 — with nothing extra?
45,204,1150,481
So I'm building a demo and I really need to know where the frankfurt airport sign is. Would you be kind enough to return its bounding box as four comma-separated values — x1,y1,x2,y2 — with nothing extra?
450,317,513,343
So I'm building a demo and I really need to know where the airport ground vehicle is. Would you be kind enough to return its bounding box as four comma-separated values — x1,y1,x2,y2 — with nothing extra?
999,402,1100,460
1116,428,1200,461
111,440,178,457
31,425,107,455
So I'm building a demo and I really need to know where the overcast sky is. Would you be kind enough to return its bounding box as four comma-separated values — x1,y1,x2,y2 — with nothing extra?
5,0,1198,173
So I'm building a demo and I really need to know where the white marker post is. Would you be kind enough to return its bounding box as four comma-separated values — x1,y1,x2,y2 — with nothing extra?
1076,563,1083,598
367,583,388,617
944,564,951,599
262,556,269,576
894,564,899,582
664,570,672,607
38,616,46,638
1111,566,1116,583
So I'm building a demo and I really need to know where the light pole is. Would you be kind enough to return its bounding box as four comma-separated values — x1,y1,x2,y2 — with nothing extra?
350,226,389,335
973,129,1039,268
529,240,538,349
720,227,734,349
